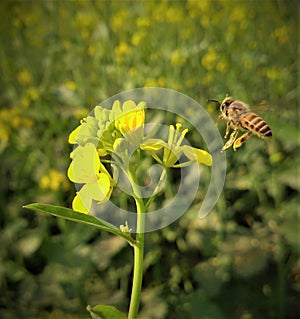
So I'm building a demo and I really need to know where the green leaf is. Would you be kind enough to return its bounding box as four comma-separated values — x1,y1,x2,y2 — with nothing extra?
87,305,127,319
23,203,135,245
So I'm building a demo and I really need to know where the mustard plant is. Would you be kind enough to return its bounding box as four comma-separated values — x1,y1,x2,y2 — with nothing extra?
25,94,216,318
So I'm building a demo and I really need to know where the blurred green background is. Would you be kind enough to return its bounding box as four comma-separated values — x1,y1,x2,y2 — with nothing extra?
0,1,299,318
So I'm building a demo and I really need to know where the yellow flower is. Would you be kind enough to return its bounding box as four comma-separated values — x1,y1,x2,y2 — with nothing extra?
68,143,113,214
27,87,39,101
119,109,145,133
272,26,289,44
115,42,131,55
0,125,9,143
88,45,95,56
166,6,184,24
110,9,129,32
136,17,151,28
171,49,187,67
201,48,218,71
187,0,210,18
115,42,131,63
131,32,144,46
129,68,137,76
65,81,77,91
113,100,146,147
141,124,212,168
115,101,145,134
39,169,69,191
144,77,166,87
216,60,228,73
230,7,247,23
73,108,89,120
17,69,33,86
263,67,281,80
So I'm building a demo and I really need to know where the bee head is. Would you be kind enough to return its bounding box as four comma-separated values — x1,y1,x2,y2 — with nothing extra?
220,97,234,113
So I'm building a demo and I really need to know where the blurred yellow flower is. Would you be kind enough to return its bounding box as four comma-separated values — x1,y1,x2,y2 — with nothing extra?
131,32,145,46
144,77,166,87
0,125,9,143
110,9,129,32
129,68,137,76
40,169,69,191
0,107,34,149
17,69,33,86
65,81,77,91
269,152,283,164
230,7,247,23
201,48,218,70
265,67,281,80
187,0,210,18
27,87,39,101
216,60,228,73
88,45,95,56
166,6,184,24
81,29,90,40
74,11,96,29
20,96,30,108
171,49,187,67
136,17,151,28
272,27,288,44
11,117,22,128
115,42,131,62
260,67,281,81
74,108,89,120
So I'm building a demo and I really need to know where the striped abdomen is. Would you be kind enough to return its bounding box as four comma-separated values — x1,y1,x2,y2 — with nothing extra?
240,112,272,137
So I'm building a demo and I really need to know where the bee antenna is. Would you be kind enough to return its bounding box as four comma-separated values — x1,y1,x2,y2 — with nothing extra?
207,99,220,104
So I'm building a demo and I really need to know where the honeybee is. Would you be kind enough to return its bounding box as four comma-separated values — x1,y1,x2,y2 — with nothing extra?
209,97,272,151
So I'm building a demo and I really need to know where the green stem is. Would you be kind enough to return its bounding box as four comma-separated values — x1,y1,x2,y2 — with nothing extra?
128,175,146,319
145,168,167,209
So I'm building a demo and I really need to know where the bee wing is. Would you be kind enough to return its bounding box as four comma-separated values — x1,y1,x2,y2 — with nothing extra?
249,103,272,114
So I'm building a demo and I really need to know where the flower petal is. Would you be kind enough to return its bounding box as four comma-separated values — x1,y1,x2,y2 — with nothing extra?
140,139,166,151
95,173,112,200
68,143,100,183
72,173,112,214
115,100,145,135
68,126,81,144
68,117,99,146
182,145,212,166
72,192,91,214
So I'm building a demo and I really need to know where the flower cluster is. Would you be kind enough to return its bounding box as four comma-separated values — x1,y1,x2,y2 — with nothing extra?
68,100,212,214
68,100,145,213
141,124,212,168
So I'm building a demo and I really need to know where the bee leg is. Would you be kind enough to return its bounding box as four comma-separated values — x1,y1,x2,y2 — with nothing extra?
233,131,252,151
222,129,239,151
224,121,232,138
215,115,224,126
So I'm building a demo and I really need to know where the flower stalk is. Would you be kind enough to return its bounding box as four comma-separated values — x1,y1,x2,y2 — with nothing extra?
128,197,145,319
